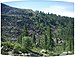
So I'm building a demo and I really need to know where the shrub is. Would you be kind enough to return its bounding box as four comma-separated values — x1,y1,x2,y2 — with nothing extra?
20,47,29,53
22,36,32,49
1,41,14,49
14,43,21,51
49,52,54,56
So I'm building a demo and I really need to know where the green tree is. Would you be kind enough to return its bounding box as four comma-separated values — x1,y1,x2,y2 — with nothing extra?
18,24,28,44
23,24,28,36
44,34,48,49
47,26,55,50
32,32,36,44
69,40,72,51
17,33,23,44
38,37,40,47
63,41,66,51
22,36,32,49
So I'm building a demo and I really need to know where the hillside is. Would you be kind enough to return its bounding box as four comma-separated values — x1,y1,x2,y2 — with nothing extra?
1,3,74,56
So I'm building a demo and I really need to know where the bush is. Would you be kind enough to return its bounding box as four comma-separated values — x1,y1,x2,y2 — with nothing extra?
49,52,54,56
20,47,29,53
22,36,32,49
14,43,21,51
1,41,14,49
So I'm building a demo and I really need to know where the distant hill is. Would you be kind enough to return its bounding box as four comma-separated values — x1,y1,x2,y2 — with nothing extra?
1,3,74,42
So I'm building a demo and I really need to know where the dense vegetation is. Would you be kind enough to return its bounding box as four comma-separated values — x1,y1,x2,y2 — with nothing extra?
1,3,74,56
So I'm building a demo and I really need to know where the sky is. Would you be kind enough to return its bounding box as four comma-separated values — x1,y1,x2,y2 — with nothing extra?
0,0,74,2
1,0,74,17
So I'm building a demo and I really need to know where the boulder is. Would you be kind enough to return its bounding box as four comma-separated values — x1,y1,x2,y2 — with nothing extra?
40,49,48,53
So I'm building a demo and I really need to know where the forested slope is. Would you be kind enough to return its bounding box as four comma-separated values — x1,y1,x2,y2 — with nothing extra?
1,3,74,56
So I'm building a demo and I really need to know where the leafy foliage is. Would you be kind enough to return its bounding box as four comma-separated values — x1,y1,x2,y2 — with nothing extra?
22,36,32,49
1,41,14,49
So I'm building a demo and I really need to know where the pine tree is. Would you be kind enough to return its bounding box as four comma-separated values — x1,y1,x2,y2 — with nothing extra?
38,38,40,47
18,24,28,44
69,40,72,51
17,33,23,44
23,24,28,36
44,34,48,49
63,42,66,51
47,26,55,50
32,32,36,43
